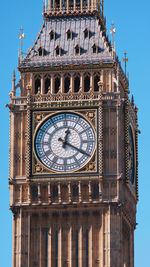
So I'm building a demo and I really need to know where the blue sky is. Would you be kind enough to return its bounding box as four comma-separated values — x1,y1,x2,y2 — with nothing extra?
0,0,149,266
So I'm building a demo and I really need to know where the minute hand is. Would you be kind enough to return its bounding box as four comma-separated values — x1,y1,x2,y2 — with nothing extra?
65,141,91,157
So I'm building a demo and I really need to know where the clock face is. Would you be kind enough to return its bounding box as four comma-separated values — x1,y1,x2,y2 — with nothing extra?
128,125,135,184
34,112,96,173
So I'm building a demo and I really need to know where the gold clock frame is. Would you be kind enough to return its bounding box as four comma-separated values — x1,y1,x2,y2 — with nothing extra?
31,108,98,177
128,123,136,187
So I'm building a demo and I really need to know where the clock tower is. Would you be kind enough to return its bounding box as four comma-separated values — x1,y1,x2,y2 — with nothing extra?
8,1,139,266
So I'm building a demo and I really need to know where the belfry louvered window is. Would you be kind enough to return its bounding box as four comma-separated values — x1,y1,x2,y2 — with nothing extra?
45,77,51,94
74,75,80,92
84,75,90,92
54,76,60,93
94,74,100,91
64,75,70,93
35,77,41,94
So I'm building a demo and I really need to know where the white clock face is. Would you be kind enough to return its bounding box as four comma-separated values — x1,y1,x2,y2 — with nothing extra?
34,112,96,172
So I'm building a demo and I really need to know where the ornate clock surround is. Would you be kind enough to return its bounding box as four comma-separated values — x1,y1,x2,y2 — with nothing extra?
31,107,99,179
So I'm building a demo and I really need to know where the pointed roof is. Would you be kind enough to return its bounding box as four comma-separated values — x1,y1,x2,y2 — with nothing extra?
19,14,113,69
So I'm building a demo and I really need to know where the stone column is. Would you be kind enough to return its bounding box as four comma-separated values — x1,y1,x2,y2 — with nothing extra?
67,0,69,12
79,182,81,202
89,225,92,266
80,73,84,92
68,226,72,267
41,74,44,94
28,184,31,204
101,210,104,267
48,226,52,267
45,0,47,12
58,226,62,267
53,0,55,10
89,181,92,202
97,223,101,267
70,73,74,93
28,213,31,267
91,0,94,11
51,74,54,94
68,183,71,203
60,0,62,11
109,71,112,92
99,180,102,201
78,225,82,267
20,113,23,176
12,214,16,267
90,73,94,91
73,0,76,10
48,182,51,203
49,0,51,11
19,208,22,266
60,73,64,94
10,112,15,179
38,183,41,203
81,0,83,11
40,223,42,267
58,183,61,203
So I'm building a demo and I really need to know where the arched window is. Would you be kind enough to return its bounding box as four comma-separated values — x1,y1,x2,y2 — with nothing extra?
94,75,100,91
61,185,68,202
73,185,79,197
35,78,41,94
84,75,90,92
52,186,58,199
92,184,99,200
54,76,60,93
64,75,70,93
45,77,51,94
74,75,80,92
31,185,38,201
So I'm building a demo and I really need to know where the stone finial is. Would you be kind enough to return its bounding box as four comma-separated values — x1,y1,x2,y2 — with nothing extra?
131,94,134,106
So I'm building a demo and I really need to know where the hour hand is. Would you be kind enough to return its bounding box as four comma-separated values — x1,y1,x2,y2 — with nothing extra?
63,128,70,148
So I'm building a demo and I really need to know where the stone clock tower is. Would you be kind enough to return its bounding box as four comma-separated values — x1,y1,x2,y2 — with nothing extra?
7,1,139,266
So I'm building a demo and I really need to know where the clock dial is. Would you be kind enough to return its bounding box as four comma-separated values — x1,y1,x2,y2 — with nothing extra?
128,125,135,184
34,112,96,172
